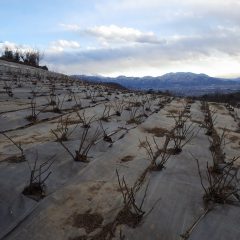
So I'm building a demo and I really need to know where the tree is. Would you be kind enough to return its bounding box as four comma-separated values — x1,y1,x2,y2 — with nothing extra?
1,46,44,67
24,50,42,66
3,47,14,60
13,49,21,62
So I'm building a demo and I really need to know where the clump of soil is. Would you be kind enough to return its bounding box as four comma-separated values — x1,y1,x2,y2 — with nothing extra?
144,127,169,137
52,107,62,113
90,207,143,240
166,147,182,155
90,222,115,240
22,183,46,201
121,155,134,162
72,211,104,234
149,163,165,171
103,135,113,143
74,152,89,162
127,118,141,125
116,206,143,228
26,115,37,122
100,117,109,122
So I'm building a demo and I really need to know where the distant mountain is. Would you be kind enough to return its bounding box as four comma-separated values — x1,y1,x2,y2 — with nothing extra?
72,72,240,96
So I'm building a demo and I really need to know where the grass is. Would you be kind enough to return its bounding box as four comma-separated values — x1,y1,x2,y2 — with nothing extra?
168,109,179,114
211,102,225,110
4,155,25,163
121,155,134,162
144,127,169,137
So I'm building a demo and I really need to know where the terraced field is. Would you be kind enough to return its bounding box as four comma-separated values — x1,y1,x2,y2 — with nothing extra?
1,61,240,240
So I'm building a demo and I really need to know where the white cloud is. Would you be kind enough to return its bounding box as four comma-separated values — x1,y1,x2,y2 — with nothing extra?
48,40,80,52
84,25,161,44
0,41,35,55
61,23,163,45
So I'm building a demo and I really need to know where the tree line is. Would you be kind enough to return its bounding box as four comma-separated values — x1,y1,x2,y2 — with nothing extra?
193,91,240,107
0,47,47,69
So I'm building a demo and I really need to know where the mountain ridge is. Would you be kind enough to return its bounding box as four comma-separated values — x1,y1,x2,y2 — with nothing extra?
72,72,240,95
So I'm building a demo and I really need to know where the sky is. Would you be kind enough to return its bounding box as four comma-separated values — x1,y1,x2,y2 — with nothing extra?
1,0,240,77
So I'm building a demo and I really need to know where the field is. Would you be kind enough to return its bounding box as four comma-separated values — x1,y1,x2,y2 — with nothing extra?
1,61,240,240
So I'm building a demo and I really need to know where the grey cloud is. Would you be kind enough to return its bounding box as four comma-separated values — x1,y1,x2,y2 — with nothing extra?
43,29,240,75
50,1,240,75
45,29,240,64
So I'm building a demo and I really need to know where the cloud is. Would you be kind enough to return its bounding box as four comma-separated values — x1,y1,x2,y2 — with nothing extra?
84,25,162,44
3,0,240,77
0,41,34,54
43,25,240,76
94,0,240,33
61,24,163,45
44,46,240,77
48,40,80,52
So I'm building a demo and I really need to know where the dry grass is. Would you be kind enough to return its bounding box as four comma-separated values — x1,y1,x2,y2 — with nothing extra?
127,118,141,125
3,155,25,163
228,135,240,142
144,127,169,137
67,119,84,125
138,141,147,148
168,109,179,114
211,102,225,110
121,155,134,162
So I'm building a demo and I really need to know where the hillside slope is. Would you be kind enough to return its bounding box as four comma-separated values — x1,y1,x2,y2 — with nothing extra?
0,62,240,240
